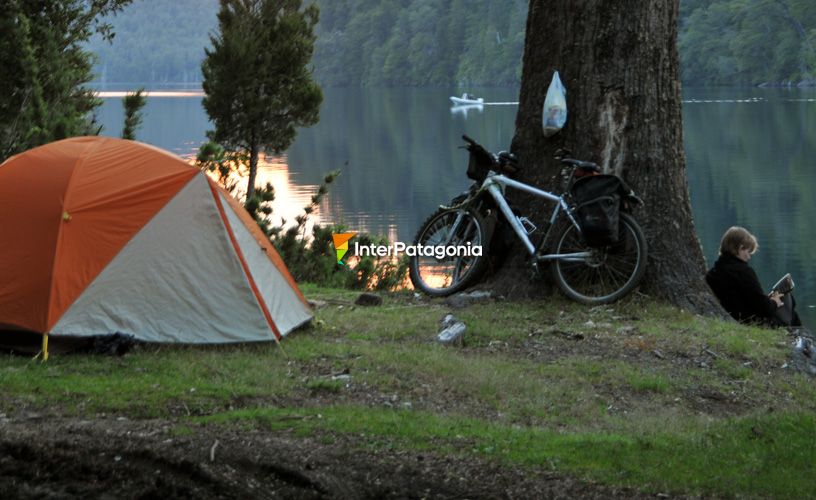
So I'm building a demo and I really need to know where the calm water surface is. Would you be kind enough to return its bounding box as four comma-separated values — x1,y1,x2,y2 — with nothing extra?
96,87,816,325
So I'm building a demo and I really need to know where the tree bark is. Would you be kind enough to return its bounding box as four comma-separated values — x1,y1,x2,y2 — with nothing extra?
246,142,259,205
492,0,724,315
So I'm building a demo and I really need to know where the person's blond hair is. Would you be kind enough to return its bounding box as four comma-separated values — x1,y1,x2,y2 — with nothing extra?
719,226,758,257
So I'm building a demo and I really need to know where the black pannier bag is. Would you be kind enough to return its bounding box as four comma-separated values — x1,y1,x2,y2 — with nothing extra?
569,174,630,247
466,143,496,183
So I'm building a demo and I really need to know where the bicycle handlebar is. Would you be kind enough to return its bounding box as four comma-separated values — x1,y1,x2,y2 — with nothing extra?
462,134,477,146
461,134,519,174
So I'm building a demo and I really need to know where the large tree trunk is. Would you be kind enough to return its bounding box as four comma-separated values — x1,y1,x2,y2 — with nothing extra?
246,142,259,205
494,0,723,314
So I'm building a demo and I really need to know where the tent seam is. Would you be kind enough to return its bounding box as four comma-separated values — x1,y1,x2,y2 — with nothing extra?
45,137,108,331
50,175,200,337
215,184,311,308
207,176,282,341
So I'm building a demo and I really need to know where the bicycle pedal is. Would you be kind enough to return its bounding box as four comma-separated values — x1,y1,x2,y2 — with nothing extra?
529,262,542,279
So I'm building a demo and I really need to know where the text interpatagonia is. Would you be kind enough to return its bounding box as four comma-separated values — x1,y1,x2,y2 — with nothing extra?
353,242,482,259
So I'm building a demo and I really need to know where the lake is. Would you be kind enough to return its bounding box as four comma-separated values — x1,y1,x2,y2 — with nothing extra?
95,86,816,325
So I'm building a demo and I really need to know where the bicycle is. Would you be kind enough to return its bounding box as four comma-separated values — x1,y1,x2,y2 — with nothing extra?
408,135,648,304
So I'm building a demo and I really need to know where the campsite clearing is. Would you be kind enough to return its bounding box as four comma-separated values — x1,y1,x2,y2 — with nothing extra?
2,285,815,498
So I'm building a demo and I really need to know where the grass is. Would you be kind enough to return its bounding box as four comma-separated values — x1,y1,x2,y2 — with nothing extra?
306,378,345,393
625,369,671,393
0,345,294,417
200,405,816,497
2,284,815,496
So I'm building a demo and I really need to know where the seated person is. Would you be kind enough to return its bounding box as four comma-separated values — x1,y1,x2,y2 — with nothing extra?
705,226,801,327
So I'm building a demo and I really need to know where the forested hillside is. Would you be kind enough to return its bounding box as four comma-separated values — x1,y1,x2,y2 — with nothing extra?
89,0,213,85
680,0,816,86
313,0,525,85
87,0,525,86
86,0,816,87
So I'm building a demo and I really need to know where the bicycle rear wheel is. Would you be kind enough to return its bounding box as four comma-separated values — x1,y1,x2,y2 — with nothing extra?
550,212,647,304
409,208,489,297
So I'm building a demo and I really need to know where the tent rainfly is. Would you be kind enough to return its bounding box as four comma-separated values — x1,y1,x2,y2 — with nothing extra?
0,136,312,346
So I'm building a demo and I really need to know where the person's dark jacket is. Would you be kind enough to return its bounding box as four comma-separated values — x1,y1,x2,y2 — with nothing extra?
705,254,778,323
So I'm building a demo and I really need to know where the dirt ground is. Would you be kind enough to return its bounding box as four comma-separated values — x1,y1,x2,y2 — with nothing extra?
0,416,659,499
3,293,762,499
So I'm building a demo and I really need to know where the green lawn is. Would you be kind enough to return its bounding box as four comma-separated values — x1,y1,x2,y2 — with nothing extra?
2,285,814,497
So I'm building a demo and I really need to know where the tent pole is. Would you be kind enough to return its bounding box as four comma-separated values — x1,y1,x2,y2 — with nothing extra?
42,334,49,361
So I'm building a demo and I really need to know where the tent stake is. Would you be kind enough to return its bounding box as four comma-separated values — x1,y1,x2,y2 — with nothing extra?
42,334,49,361
274,336,287,357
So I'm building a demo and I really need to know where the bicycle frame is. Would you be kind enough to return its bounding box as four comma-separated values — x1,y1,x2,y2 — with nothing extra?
468,171,590,263
411,135,647,303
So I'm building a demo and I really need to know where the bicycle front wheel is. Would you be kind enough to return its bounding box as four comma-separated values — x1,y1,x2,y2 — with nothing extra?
550,212,647,304
409,208,490,297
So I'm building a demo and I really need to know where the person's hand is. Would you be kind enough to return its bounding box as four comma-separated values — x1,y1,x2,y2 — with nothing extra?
770,291,784,308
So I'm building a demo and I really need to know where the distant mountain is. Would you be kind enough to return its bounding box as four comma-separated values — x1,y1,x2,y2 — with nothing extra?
87,0,217,86
86,0,525,87
85,0,816,88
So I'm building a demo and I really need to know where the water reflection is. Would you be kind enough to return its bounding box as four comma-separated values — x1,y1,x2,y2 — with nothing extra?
95,95,210,157
450,104,484,118
284,87,520,238
684,87,816,326
244,154,325,234
94,87,816,325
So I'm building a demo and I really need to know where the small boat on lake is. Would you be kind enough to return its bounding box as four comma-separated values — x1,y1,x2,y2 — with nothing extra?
450,93,484,105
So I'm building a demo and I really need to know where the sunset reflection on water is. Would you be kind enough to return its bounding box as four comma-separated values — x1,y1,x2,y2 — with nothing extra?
183,151,330,236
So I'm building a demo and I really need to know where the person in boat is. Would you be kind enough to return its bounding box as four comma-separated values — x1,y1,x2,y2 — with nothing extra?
705,226,801,327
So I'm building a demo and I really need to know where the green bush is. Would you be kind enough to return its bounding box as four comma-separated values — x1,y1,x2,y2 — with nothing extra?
197,142,407,290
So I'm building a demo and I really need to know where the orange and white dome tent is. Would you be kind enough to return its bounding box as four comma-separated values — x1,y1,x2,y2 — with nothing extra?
0,136,312,345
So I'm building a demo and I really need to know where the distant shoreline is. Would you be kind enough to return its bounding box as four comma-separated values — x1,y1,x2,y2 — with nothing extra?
90,82,816,93
757,80,816,88
96,90,204,98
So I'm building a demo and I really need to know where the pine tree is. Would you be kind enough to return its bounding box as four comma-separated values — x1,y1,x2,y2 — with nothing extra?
121,89,146,140
201,0,323,204
0,0,131,160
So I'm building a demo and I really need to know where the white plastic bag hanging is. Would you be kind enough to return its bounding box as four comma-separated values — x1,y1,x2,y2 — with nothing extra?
542,71,567,137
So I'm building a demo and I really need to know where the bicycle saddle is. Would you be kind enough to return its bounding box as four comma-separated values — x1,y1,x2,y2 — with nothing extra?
560,158,600,172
